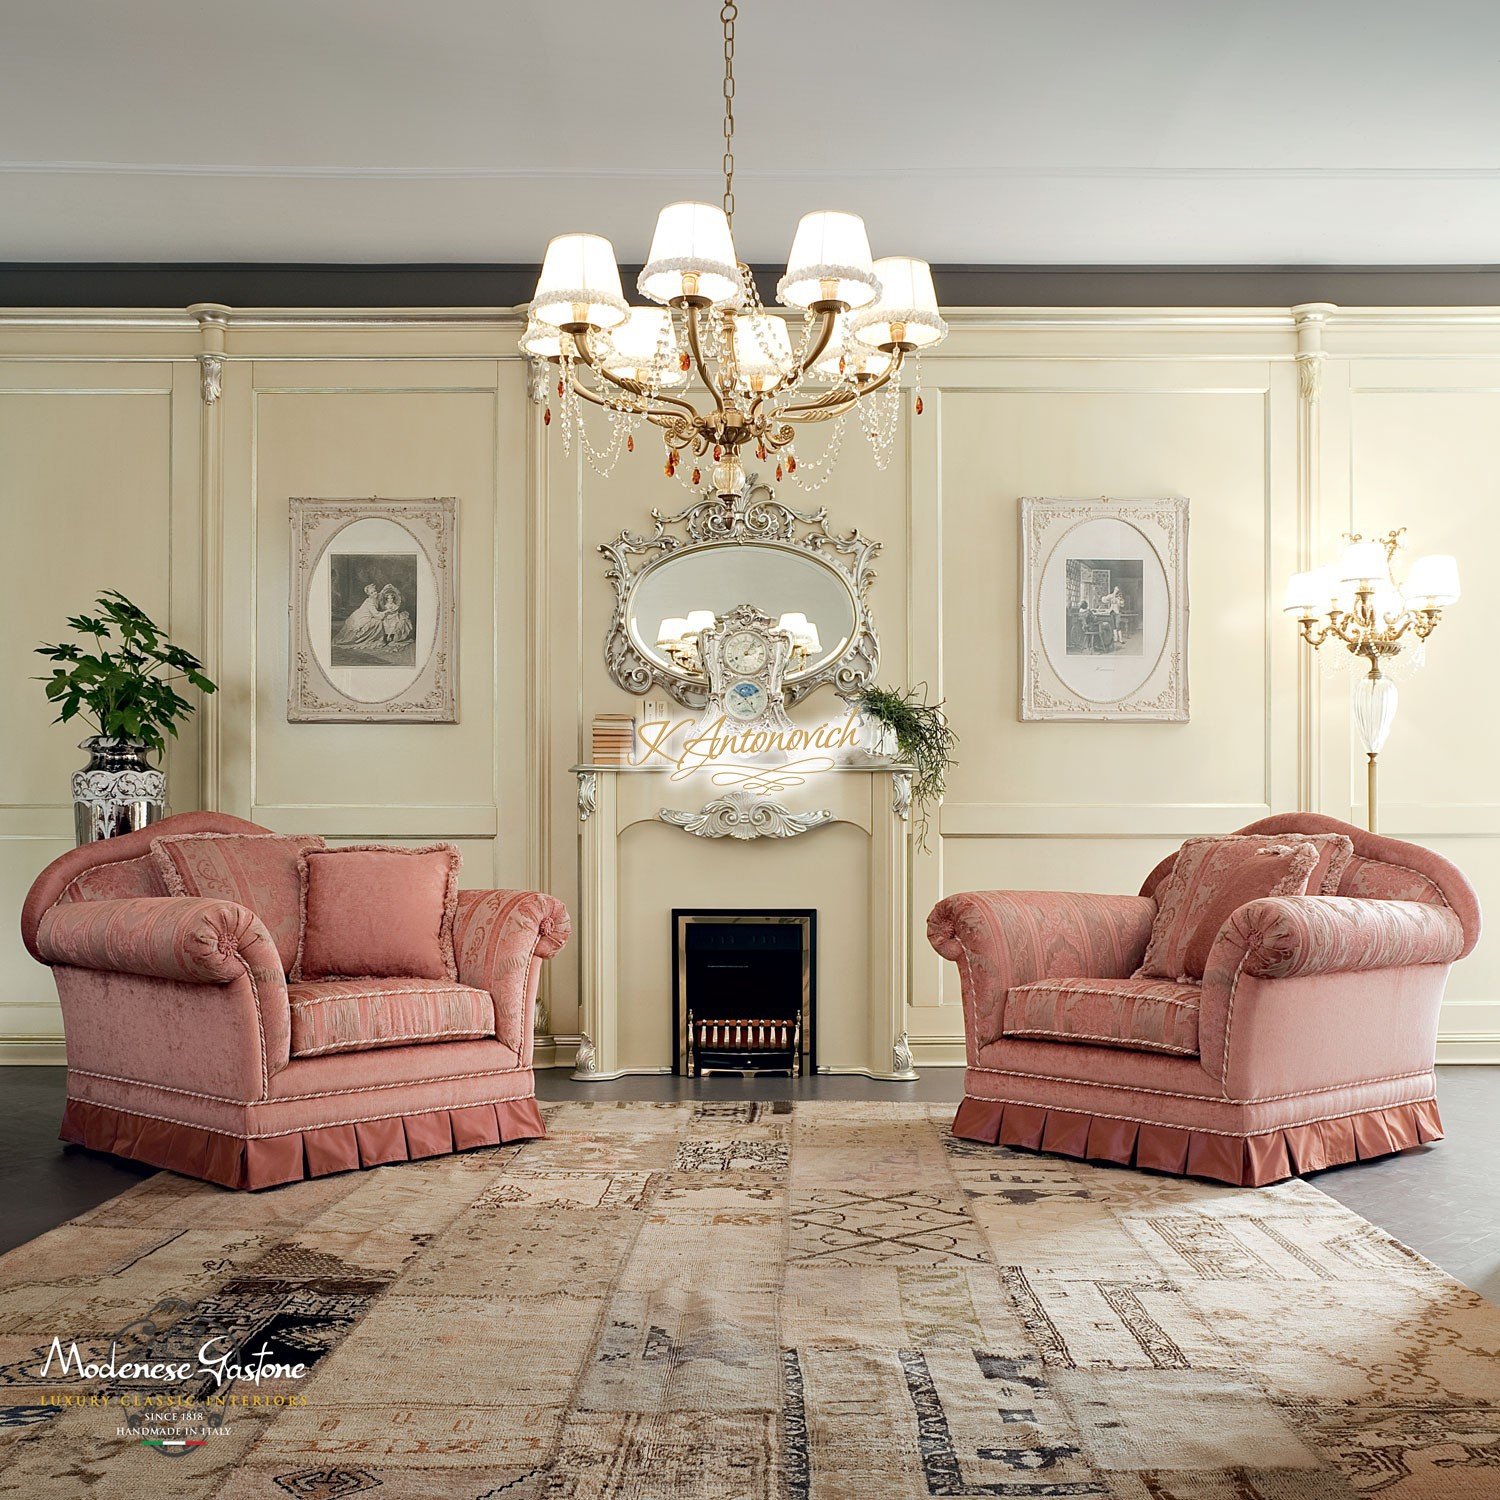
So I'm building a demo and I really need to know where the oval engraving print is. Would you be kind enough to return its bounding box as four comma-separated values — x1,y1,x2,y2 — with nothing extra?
1037,517,1170,705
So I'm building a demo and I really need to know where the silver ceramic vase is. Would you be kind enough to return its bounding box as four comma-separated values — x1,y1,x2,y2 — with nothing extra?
72,737,166,845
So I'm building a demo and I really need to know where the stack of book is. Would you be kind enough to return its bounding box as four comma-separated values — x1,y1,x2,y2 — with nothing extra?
591,714,637,766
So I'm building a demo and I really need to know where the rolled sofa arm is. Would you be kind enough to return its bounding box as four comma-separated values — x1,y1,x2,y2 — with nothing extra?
1208,895,1466,983
927,890,1157,1053
34,897,284,985
453,888,572,1062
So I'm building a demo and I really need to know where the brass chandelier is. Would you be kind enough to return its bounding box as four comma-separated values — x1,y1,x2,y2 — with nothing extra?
519,0,947,498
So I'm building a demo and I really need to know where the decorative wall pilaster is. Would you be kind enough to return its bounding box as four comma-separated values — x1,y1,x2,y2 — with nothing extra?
189,303,230,810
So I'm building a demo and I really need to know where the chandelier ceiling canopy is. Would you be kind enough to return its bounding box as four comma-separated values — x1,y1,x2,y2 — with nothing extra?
521,0,947,498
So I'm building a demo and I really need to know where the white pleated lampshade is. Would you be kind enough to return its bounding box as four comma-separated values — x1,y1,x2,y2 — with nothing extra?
731,313,793,391
684,610,717,635
1403,553,1461,606
531,233,628,330
602,308,687,386
810,312,893,379
638,202,742,306
655,616,690,648
777,211,880,310
1338,539,1392,584
519,317,562,359
851,257,948,350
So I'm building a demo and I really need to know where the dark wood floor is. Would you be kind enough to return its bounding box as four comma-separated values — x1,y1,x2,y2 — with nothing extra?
3,1065,1495,1300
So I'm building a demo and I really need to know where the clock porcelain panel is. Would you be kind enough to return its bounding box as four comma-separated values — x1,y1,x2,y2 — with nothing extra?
724,680,769,721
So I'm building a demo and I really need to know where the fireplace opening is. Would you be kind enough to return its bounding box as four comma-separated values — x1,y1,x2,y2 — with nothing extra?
673,909,815,1076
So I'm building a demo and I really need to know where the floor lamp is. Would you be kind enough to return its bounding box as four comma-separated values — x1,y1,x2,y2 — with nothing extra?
1284,530,1460,833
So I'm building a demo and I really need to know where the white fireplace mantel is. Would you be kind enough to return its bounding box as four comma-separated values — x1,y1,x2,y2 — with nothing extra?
570,761,917,1082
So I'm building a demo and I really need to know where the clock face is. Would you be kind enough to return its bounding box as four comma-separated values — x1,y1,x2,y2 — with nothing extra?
723,679,769,722
723,629,768,675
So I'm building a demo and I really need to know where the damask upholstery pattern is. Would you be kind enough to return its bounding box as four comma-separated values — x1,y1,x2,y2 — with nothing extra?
57,852,165,904
1003,974,1202,1056
1210,894,1467,982
1341,853,1448,905
35,896,283,986
453,887,572,1054
927,890,1157,1050
287,978,499,1058
1139,835,1320,981
150,831,326,972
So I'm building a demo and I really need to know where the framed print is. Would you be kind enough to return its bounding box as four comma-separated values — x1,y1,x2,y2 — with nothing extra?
1020,496,1188,722
288,497,457,723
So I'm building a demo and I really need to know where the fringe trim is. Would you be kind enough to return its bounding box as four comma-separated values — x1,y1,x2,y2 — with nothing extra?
950,1094,1442,1187
60,1094,545,1192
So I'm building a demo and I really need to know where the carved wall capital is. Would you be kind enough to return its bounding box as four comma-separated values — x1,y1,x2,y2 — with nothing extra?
198,353,223,406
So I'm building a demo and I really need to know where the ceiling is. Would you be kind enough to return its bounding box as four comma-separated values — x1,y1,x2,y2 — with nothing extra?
4,0,1499,266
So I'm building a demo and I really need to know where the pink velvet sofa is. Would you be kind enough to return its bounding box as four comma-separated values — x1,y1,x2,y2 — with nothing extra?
928,814,1480,1186
21,812,570,1190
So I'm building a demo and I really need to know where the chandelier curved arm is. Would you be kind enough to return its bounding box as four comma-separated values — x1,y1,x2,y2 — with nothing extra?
753,306,840,408
683,304,727,406
569,328,706,422
770,347,906,423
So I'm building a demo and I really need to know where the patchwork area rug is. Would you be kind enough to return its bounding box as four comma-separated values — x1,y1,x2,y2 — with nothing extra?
1,1100,1498,1498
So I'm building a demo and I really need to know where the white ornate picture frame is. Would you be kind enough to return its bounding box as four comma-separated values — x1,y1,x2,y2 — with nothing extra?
1020,496,1188,722
288,497,457,723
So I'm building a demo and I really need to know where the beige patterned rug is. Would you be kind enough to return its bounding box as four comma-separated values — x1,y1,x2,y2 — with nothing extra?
1,1099,1498,1498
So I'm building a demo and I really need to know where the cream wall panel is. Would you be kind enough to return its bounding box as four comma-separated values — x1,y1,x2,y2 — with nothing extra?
243,366,513,886
2,307,1497,1062
0,358,199,1031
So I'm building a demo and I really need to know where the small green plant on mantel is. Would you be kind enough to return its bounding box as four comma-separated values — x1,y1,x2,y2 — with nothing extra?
35,591,217,759
850,683,958,851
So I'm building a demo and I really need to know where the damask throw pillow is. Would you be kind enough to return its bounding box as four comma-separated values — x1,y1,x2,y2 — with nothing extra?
293,843,461,982
1138,835,1321,981
150,832,326,973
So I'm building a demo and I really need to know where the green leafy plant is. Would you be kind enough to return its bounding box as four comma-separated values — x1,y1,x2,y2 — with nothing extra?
35,591,217,760
851,683,958,851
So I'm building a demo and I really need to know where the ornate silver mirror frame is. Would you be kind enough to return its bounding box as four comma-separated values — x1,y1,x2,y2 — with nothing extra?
600,481,880,709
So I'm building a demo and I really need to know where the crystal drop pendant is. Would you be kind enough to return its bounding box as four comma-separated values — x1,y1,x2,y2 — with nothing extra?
544,407,551,426
691,467,701,485
627,434,634,453
775,463,783,481
787,454,797,473
915,395,924,415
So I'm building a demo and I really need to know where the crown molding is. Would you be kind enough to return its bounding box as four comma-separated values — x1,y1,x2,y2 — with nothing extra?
4,263,1500,312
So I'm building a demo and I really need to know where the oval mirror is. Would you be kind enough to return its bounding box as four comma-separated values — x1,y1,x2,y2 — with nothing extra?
307,517,440,704
1036,517,1169,703
627,542,857,682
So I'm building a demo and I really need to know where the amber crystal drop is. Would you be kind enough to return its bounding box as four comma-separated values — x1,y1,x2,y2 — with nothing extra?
543,407,551,426
627,434,634,453
691,467,701,485
775,463,783,482
787,454,797,473
757,441,767,461
557,379,564,398
713,444,722,461
680,351,691,372
915,395,924,415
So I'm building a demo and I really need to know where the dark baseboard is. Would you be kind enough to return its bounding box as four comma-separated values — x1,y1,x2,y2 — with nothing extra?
3,263,1500,310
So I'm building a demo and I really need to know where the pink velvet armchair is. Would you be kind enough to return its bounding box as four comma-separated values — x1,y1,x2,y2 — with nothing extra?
21,812,570,1190
928,814,1480,1186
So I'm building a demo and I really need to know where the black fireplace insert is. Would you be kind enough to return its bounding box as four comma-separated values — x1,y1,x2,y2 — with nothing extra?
672,909,815,1076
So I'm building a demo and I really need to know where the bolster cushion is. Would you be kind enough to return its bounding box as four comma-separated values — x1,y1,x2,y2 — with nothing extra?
35,897,284,986
1219,895,1466,981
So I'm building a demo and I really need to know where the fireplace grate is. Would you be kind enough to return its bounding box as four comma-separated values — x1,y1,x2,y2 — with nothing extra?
673,909,814,1078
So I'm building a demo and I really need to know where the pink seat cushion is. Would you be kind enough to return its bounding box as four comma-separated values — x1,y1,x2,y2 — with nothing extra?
294,843,461,981
1139,835,1320,981
150,832,326,972
287,978,495,1058
1003,975,1203,1057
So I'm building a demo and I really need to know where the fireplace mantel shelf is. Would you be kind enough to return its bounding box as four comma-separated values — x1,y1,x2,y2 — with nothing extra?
568,761,918,1083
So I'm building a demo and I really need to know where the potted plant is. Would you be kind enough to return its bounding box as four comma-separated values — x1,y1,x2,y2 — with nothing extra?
849,683,958,850
35,591,217,844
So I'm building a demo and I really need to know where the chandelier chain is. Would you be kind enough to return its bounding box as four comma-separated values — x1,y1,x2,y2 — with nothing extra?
721,1,737,226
